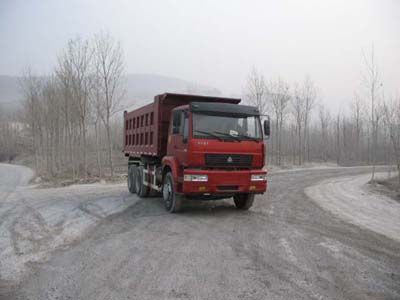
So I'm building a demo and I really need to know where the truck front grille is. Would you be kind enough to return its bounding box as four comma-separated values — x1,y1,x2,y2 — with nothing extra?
205,154,253,168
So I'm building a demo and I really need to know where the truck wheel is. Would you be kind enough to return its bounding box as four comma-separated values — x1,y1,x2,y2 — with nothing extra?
163,172,182,213
127,165,137,194
136,166,149,197
233,194,254,210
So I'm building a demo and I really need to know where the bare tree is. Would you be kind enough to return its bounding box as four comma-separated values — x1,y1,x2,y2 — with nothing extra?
20,68,43,170
93,32,125,177
350,93,364,161
0,105,20,162
55,55,78,178
270,78,290,165
244,68,270,162
382,97,400,186
362,45,382,181
334,112,341,165
244,67,268,115
318,104,331,162
292,84,306,165
300,76,317,162
89,75,104,178
63,37,93,178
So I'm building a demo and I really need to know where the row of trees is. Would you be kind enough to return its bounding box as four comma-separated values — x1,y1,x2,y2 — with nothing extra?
245,69,321,166
19,33,125,179
244,49,399,182
1,41,398,184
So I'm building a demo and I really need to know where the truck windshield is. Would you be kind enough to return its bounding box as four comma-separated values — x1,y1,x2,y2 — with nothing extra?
193,113,262,140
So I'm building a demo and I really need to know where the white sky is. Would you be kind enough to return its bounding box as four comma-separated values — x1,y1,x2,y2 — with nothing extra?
0,0,399,111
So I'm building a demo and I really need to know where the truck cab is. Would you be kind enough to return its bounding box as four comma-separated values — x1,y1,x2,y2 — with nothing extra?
124,93,269,212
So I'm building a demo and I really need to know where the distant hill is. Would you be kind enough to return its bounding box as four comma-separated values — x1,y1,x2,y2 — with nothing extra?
122,73,221,110
0,74,221,112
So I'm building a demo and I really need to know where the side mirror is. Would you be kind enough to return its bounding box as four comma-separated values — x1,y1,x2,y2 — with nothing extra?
263,118,270,138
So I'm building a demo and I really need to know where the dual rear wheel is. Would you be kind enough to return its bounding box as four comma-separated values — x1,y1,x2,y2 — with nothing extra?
127,165,136,194
127,165,149,197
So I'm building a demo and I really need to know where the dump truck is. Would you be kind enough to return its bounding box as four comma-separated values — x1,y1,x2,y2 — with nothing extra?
123,93,270,212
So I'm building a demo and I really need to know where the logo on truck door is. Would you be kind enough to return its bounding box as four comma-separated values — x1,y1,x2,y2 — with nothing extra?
227,156,233,163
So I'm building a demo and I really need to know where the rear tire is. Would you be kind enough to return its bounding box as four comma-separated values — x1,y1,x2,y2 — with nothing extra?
127,165,137,194
234,194,254,210
136,166,149,197
163,172,183,213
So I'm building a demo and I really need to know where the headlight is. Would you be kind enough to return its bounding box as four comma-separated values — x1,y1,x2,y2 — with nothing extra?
251,174,267,181
184,174,208,182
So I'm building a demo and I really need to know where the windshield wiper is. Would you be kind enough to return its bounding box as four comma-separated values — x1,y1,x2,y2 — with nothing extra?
235,134,260,142
214,131,259,142
213,131,240,142
194,130,223,141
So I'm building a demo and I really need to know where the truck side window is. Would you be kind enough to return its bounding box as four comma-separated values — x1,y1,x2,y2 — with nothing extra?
182,111,189,143
172,110,181,134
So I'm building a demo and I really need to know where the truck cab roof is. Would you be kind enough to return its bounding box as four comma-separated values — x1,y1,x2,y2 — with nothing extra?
157,93,241,105
190,102,260,116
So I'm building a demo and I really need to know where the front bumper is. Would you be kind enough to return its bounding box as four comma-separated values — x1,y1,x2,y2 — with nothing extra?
182,169,267,195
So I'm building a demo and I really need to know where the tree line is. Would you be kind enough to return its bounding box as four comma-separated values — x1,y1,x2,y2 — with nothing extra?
17,33,125,180
0,41,398,184
244,48,399,183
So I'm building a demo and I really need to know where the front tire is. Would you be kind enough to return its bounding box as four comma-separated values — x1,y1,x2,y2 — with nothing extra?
127,165,137,194
234,194,255,210
163,172,183,213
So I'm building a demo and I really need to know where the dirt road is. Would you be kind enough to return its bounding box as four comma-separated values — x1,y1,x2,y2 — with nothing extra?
1,164,399,300
306,173,400,243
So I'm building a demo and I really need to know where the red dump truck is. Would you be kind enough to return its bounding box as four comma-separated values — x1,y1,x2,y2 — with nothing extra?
123,93,270,212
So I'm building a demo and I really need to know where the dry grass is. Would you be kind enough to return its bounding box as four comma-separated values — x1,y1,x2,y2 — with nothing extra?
373,175,400,202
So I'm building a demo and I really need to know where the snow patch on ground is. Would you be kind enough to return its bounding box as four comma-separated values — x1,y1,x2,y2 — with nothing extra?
305,173,400,243
0,180,139,282
268,162,339,173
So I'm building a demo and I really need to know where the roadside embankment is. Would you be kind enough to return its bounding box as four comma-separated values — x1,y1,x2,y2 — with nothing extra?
305,172,400,243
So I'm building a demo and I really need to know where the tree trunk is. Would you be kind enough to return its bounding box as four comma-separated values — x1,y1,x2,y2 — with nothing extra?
106,121,114,177
95,120,103,178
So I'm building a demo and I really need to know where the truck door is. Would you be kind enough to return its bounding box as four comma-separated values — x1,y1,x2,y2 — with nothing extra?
169,109,188,166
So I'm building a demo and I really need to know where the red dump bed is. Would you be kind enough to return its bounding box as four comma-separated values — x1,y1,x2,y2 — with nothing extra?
123,93,241,159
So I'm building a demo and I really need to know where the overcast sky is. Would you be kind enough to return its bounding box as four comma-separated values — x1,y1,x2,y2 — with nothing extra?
1,0,399,110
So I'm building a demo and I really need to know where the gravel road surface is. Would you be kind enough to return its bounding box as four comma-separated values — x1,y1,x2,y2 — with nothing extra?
1,164,399,300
